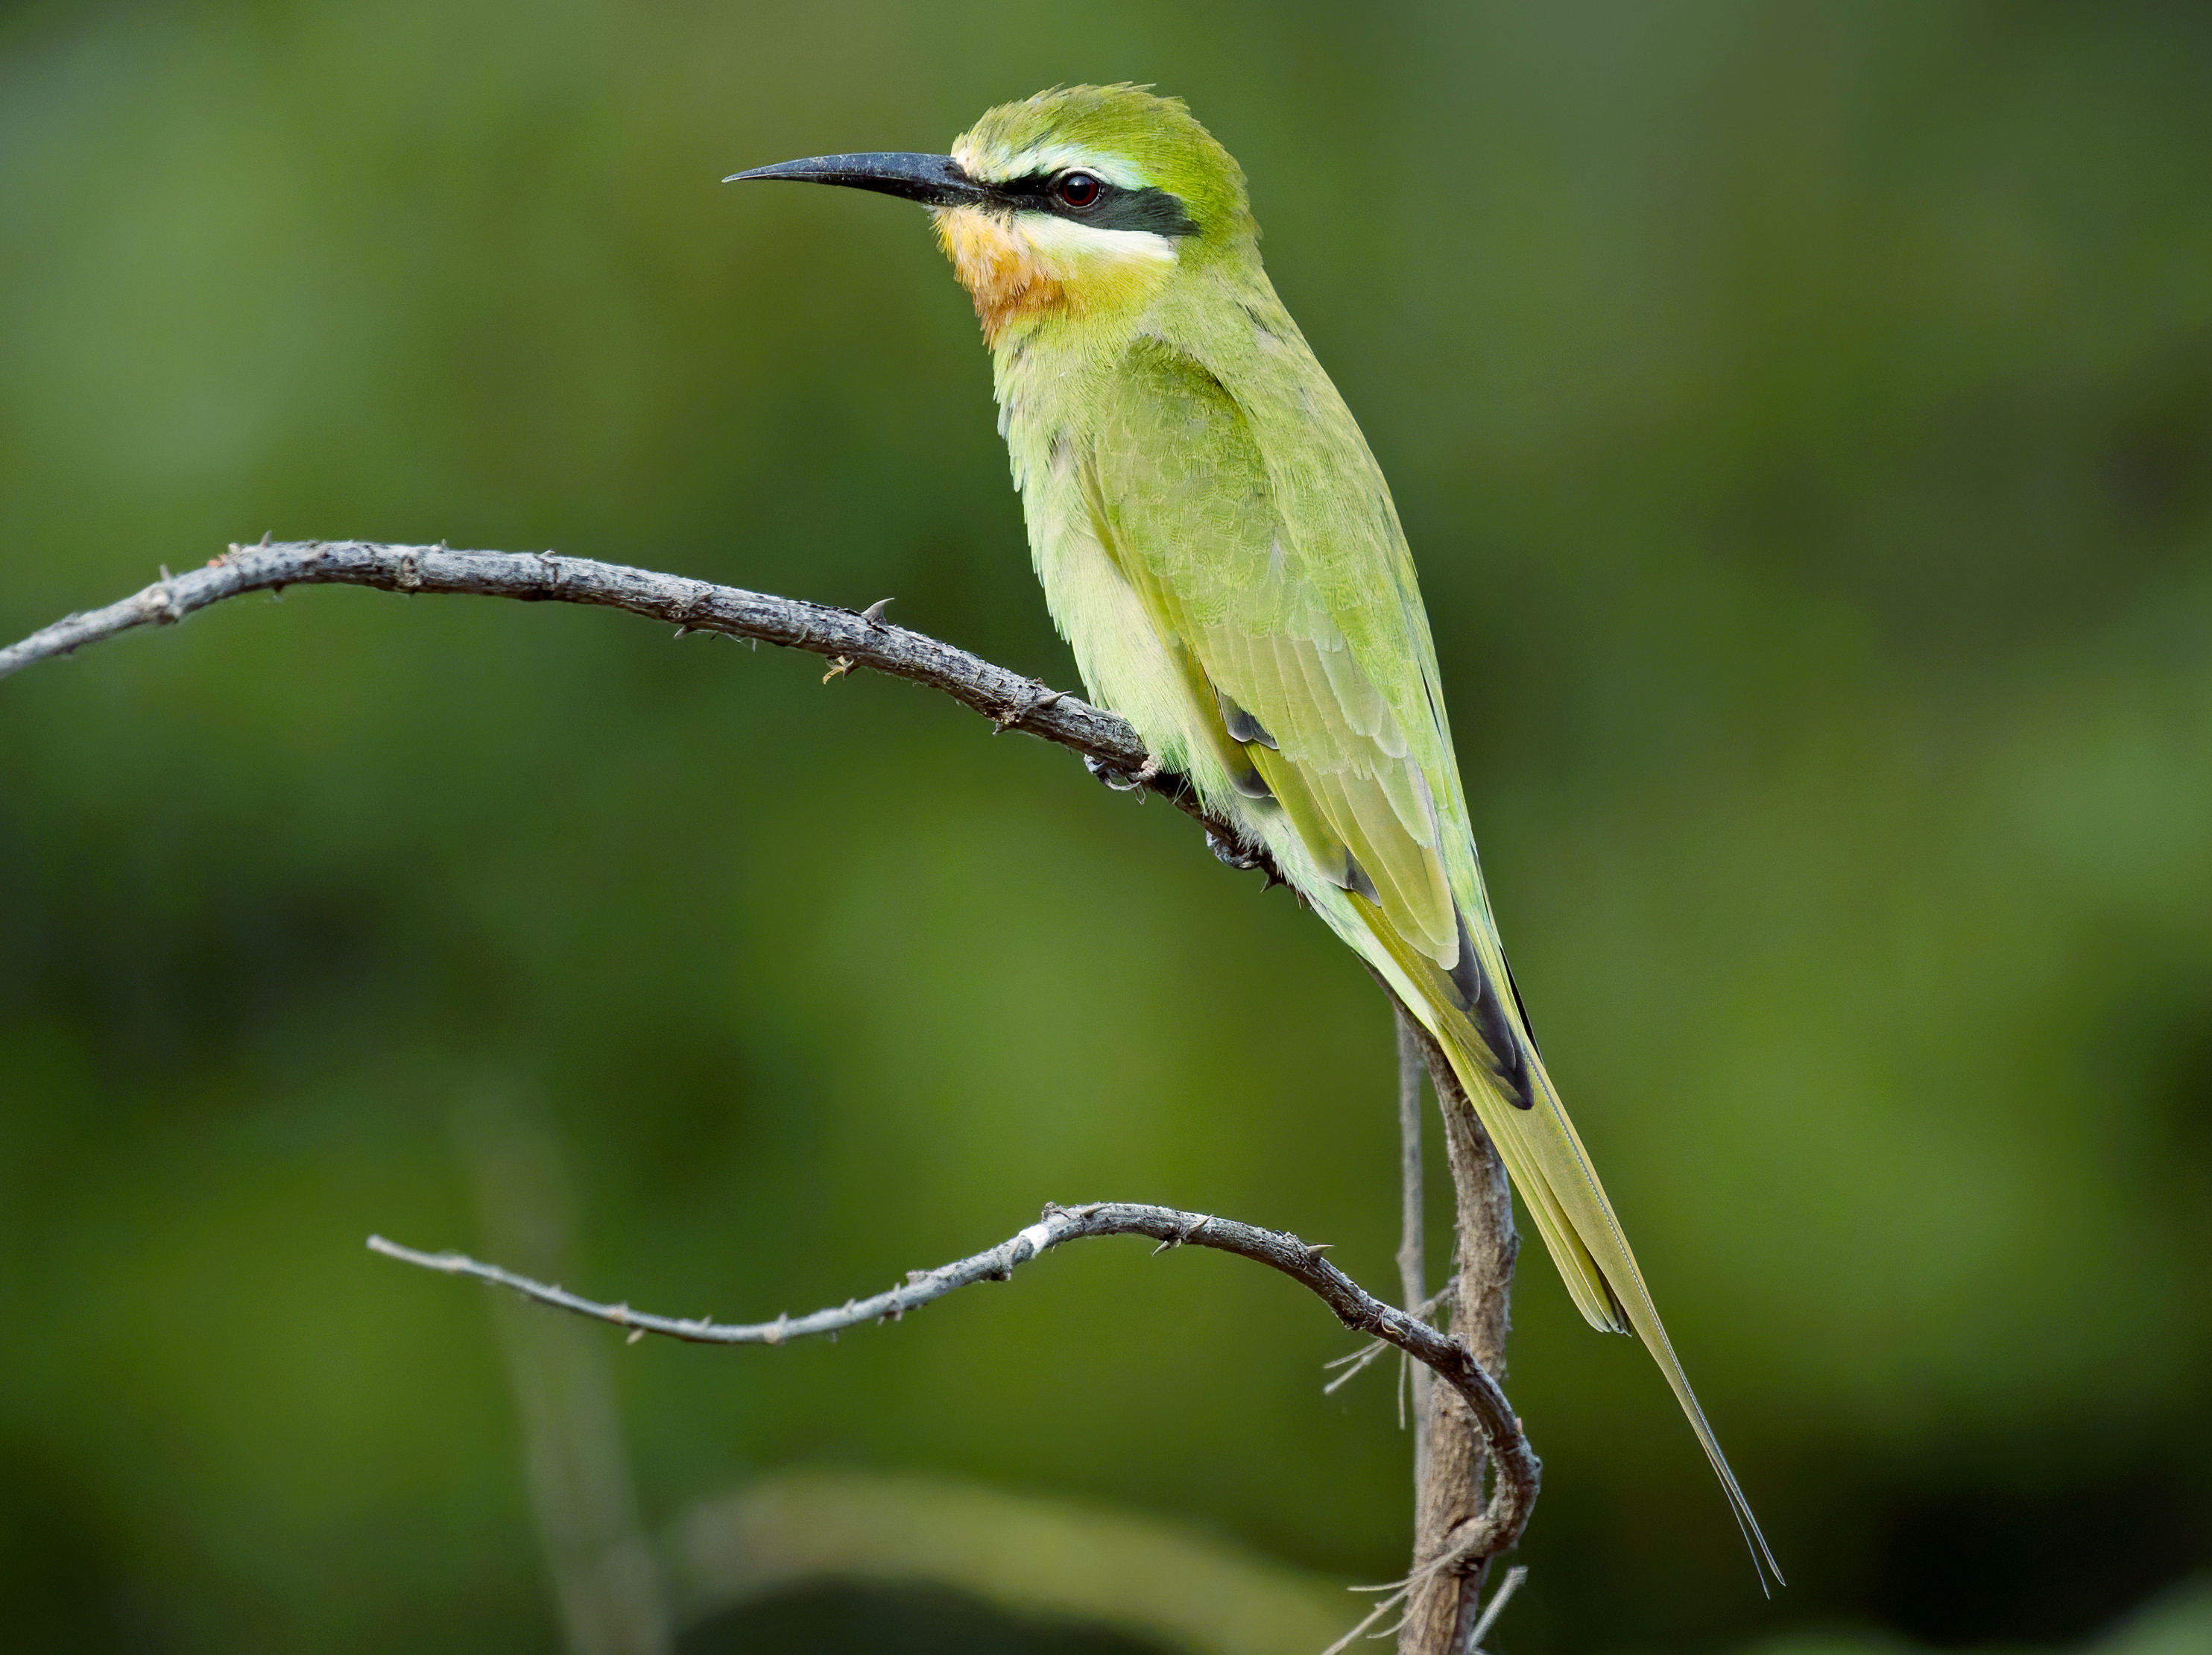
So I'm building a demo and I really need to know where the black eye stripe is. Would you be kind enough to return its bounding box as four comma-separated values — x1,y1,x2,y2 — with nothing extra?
992,170,1200,238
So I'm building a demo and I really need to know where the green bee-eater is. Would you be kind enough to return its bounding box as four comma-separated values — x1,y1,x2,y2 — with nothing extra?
731,83,1776,1580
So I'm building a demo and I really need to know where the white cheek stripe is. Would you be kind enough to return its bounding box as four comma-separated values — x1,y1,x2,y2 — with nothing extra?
1016,212,1178,265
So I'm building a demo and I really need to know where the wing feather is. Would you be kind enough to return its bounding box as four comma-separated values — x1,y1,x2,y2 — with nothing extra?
1089,336,1463,967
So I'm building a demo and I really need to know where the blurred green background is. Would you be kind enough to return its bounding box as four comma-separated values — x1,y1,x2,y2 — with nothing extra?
3,0,2209,1651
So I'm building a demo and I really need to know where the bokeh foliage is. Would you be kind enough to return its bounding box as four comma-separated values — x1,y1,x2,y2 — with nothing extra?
2,1,2208,1650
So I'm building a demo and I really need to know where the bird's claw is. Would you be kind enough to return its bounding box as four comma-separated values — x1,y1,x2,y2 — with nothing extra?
1207,831,1266,871
1084,754,1162,792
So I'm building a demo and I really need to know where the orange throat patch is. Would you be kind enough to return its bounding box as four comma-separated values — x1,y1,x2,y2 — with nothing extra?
932,207,1172,347
934,209,1066,343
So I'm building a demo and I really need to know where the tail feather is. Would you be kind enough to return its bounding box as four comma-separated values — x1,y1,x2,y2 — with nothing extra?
1335,878,1784,1589
1462,1064,1628,1335
1428,1011,1785,1591
1296,874,1782,1587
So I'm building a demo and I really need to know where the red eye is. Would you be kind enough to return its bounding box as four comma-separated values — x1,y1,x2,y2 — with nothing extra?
1056,171,1101,208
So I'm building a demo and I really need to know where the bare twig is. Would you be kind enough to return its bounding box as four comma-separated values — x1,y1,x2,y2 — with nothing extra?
1395,1012,1428,1321
0,540,1278,877
1462,1564,1529,1654
1378,1000,1526,1653
1322,1273,1458,1397
1395,1009,1432,1465
368,1200,1539,1562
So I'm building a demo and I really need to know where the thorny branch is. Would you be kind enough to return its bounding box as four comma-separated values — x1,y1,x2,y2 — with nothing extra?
0,539,1281,881
370,1200,1539,1569
1395,1009,1432,1462
9,542,1537,1637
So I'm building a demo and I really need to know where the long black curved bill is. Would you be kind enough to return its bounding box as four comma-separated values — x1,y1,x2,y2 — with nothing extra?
722,151,997,209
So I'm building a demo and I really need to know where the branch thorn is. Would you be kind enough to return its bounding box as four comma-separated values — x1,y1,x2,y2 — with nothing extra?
994,681,1065,733
1151,1214,1211,1254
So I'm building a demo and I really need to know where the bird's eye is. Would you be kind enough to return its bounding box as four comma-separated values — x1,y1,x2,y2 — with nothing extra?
1056,171,1102,209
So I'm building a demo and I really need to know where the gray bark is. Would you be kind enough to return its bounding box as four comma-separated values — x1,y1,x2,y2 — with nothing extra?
8,540,1540,1651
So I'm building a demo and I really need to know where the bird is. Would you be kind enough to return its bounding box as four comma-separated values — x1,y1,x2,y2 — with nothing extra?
728,83,1778,1585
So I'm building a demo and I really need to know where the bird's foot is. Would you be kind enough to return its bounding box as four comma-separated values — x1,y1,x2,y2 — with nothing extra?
1084,757,1168,796
1206,831,1266,871
1084,753,1163,793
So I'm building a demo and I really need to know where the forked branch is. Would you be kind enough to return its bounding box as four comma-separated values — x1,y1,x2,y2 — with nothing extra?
370,1199,1539,1563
